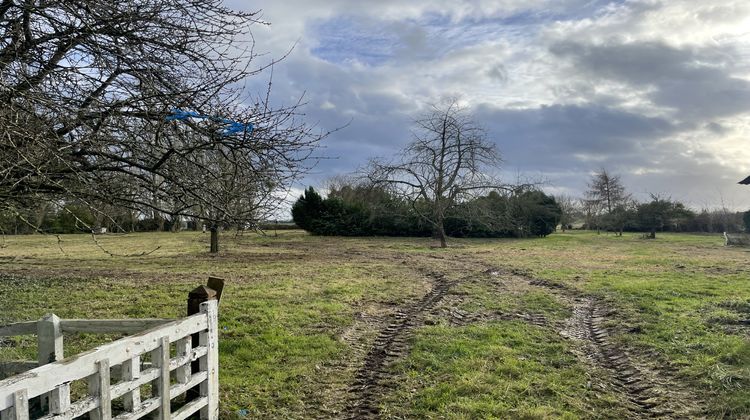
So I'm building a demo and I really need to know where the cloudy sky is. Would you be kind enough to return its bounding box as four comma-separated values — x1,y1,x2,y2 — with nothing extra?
228,0,750,210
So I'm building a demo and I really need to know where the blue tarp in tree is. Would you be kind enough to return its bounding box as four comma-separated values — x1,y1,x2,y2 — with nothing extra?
166,108,253,136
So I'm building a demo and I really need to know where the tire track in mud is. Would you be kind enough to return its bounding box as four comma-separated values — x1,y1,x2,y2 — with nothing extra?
342,273,453,419
338,263,701,419
525,276,701,418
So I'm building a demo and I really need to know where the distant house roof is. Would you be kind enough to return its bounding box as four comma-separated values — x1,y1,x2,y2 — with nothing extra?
740,176,750,185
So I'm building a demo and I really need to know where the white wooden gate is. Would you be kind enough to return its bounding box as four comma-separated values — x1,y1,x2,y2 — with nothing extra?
0,300,219,420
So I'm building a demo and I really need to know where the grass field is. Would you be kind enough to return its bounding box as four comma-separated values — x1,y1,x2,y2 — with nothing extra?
1,230,749,419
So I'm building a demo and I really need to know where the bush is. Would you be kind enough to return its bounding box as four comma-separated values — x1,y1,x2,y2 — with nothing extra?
292,185,561,239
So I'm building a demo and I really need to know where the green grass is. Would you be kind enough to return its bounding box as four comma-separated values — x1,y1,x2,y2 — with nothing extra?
467,232,750,417
1,230,749,418
385,322,626,419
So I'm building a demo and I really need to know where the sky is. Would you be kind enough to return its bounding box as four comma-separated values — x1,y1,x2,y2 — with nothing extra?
227,0,750,211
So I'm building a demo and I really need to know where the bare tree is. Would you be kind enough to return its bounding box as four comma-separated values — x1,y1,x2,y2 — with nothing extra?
585,168,629,234
580,197,603,233
554,194,579,232
366,100,502,248
586,169,628,213
0,1,325,252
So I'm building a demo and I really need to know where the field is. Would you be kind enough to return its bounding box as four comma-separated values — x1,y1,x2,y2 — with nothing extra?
1,230,749,419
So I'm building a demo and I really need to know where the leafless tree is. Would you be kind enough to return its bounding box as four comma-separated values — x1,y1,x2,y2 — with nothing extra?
554,194,579,232
586,169,628,213
584,168,629,234
580,197,603,233
366,100,502,248
0,1,325,252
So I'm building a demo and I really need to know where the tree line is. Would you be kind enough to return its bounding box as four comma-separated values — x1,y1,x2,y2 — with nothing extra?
292,183,562,239
558,169,749,237
292,172,748,241
290,102,748,243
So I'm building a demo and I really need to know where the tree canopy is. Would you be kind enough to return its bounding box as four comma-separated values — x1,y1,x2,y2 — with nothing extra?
1,0,323,247
366,100,502,247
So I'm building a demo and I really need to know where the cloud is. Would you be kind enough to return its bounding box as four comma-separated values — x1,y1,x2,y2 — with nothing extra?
476,103,676,168
550,40,750,120
225,0,750,210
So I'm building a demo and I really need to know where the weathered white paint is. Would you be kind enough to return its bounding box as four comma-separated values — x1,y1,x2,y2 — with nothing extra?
171,397,208,420
13,390,28,420
0,390,29,420
199,301,219,420
60,319,170,334
120,356,140,412
0,322,36,337
0,301,219,420
155,337,171,420
48,383,70,416
175,337,191,384
37,314,63,365
88,359,111,420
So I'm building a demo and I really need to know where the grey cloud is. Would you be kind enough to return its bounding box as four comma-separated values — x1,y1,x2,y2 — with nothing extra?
550,40,750,120
486,64,508,83
229,0,750,210
473,103,750,208
475,103,676,169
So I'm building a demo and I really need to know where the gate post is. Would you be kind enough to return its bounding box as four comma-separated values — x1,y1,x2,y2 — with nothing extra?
37,314,63,412
199,300,219,419
186,278,223,405
37,314,63,365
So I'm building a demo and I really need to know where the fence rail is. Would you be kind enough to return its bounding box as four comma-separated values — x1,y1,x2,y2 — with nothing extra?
0,300,219,420
0,319,172,337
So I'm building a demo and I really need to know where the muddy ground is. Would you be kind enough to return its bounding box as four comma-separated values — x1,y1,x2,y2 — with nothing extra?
304,259,704,419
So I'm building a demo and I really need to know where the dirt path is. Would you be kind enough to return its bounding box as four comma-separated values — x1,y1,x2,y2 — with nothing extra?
522,275,703,418
327,261,702,419
342,273,453,419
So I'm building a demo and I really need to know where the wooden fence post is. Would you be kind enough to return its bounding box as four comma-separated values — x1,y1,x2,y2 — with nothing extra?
175,337,191,384
47,384,70,415
121,356,141,412
209,225,219,254
155,337,171,420
36,314,62,413
199,300,219,420
187,281,221,403
7,390,29,420
87,359,111,420
37,314,63,365
0,390,29,420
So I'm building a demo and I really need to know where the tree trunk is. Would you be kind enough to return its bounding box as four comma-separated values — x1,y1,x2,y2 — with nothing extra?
434,223,448,248
210,225,219,253
34,203,48,233
94,212,104,232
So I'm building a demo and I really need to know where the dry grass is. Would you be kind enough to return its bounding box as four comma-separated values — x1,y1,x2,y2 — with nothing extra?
1,230,748,418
